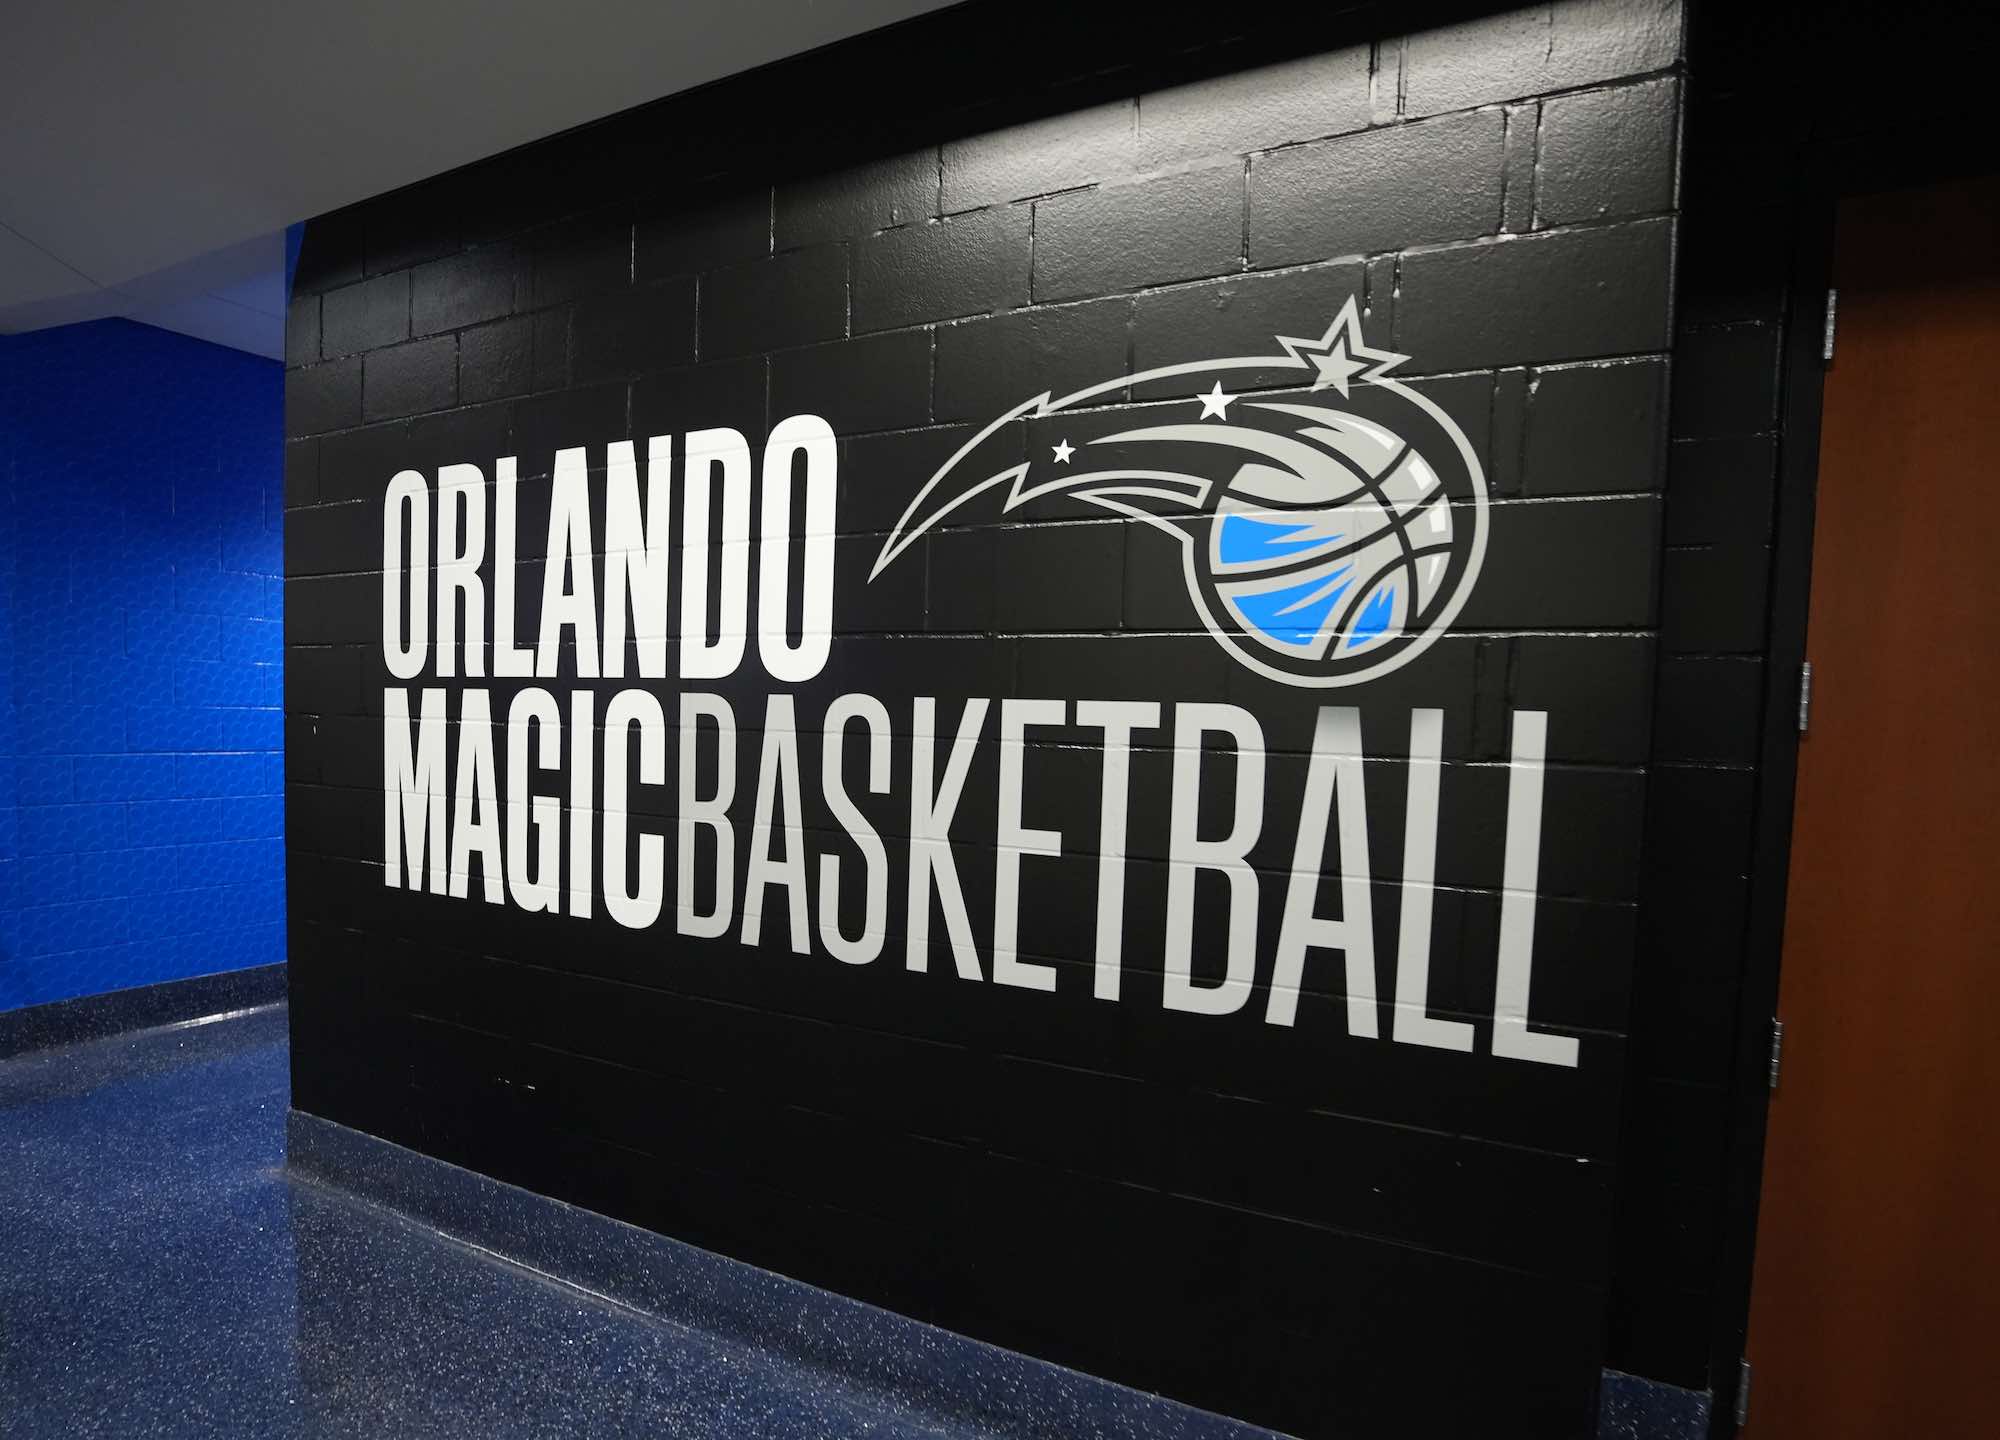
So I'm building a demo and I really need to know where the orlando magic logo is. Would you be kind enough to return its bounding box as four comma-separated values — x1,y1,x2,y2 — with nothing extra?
870,297,1488,688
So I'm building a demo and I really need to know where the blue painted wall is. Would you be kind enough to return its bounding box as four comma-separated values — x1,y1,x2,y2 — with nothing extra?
0,319,284,1011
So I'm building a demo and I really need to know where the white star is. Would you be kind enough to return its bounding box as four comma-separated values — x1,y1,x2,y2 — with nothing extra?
1309,340,1369,396
1275,296,1408,399
1051,438,1075,464
1196,381,1234,419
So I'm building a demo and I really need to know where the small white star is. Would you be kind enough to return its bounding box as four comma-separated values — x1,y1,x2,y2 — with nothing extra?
1051,438,1075,464
1197,381,1234,419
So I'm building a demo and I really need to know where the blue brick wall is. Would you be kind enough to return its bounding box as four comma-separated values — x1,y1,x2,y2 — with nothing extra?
0,319,284,1011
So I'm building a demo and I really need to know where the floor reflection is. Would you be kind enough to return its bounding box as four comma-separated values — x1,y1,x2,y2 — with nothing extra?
0,1007,969,1438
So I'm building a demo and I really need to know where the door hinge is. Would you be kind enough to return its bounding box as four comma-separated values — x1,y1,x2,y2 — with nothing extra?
1822,287,1838,362
1769,1019,1785,1090
1797,660,1813,734
1736,1357,1753,1426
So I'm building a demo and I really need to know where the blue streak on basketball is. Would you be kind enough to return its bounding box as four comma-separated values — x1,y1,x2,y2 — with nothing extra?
1216,513,1342,565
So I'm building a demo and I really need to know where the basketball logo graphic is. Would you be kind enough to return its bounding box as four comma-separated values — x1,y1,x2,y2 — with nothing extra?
870,298,1487,687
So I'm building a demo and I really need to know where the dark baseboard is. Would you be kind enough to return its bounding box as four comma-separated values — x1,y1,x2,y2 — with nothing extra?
1599,1368,1712,1439
287,1108,1285,1440
0,964,287,1060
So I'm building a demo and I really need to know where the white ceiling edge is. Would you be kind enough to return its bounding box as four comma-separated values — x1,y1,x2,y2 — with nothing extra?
0,231,288,359
0,0,957,357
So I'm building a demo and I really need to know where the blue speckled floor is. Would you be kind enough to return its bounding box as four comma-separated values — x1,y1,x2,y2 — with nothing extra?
0,1007,988,1438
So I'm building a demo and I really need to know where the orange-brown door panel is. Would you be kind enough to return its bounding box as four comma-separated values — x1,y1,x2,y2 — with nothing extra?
1743,176,2000,1438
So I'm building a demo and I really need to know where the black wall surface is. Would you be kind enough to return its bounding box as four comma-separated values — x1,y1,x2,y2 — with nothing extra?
284,3,1687,1434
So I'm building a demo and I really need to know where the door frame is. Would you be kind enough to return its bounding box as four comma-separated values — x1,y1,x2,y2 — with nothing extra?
1703,146,1997,1436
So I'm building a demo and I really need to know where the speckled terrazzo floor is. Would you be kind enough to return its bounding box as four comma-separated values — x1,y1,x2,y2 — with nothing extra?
0,1006,993,1438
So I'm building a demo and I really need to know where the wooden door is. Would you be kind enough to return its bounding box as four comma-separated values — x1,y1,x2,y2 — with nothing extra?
1743,176,2000,1436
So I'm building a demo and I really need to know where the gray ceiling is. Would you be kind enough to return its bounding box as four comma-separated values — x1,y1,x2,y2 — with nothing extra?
0,0,953,359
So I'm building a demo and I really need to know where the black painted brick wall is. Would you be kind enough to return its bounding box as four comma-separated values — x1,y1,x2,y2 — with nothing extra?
285,3,1687,1435
1609,156,1782,1384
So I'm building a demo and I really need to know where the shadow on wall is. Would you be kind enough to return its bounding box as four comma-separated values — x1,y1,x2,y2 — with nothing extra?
0,318,286,1011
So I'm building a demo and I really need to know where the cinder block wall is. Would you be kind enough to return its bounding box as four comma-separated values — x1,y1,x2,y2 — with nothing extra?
0,320,285,1010
285,2,1691,1435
